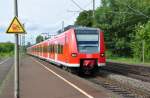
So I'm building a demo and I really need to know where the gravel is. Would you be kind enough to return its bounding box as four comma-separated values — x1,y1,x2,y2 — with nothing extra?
99,70,150,93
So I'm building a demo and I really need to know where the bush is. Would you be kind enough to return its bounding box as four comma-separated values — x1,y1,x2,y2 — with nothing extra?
0,42,14,58
131,21,150,61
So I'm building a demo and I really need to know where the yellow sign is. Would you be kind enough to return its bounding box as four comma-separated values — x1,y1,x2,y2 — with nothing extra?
6,16,26,34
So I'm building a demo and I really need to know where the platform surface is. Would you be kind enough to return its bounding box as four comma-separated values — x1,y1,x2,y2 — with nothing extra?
20,56,112,98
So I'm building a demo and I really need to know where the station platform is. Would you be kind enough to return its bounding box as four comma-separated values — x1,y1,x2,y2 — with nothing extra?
1,56,112,98
20,56,112,98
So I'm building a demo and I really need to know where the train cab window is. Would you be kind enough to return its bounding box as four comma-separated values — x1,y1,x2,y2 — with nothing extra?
75,29,99,53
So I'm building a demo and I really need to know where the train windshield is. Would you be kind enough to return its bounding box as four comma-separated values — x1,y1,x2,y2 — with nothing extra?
75,29,99,53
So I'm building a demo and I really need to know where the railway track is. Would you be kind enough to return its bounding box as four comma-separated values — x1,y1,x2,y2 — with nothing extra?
103,62,150,82
60,65,150,98
86,76,150,98
78,63,150,98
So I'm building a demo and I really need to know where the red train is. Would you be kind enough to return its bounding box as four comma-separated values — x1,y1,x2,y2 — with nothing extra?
27,26,106,74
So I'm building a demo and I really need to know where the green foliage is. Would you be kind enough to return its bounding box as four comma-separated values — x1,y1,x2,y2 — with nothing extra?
75,0,150,57
0,42,14,58
131,21,150,61
0,42,14,53
36,35,44,43
75,10,93,27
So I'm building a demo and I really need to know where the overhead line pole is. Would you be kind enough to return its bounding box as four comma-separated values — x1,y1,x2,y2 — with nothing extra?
92,0,95,26
62,21,64,32
14,0,20,98
93,0,95,18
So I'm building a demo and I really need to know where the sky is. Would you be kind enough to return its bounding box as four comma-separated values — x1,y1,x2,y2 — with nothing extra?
0,0,101,44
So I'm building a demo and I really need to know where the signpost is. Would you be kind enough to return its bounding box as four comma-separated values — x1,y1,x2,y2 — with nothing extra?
6,1,26,98
6,17,25,34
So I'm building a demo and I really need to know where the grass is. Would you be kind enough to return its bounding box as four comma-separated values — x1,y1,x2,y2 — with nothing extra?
105,51,150,66
0,52,13,60
107,57,150,66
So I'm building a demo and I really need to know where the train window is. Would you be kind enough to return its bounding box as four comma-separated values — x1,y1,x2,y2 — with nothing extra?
52,44,54,53
55,44,63,54
43,46,44,52
57,45,58,54
46,46,48,52
51,45,52,53
39,46,41,52
75,30,99,53
53,45,55,53
41,46,43,52
37,46,39,52
48,44,51,53
61,45,63,54
55,44,58,54
58,44,60,54
51,45,53,53
39,46,40,52
40,46,42,52
36,47,37,52
54,45,56,53
43,46,47,52
50,45,52,53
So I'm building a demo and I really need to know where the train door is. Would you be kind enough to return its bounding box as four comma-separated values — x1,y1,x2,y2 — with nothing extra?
65,34,69,63
48,42,50,58
54,41,58,61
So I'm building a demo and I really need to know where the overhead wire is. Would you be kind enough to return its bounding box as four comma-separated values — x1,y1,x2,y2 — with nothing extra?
115,0,150,19
70,0,84,11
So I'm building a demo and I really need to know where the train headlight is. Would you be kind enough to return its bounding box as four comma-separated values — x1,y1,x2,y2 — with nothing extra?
71,53,77,57
100,53,105,57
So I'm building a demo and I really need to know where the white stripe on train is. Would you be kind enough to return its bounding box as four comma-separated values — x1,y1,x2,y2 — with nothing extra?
31,54,105,67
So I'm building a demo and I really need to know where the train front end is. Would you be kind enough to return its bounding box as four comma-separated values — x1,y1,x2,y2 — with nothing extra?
70,28,106,74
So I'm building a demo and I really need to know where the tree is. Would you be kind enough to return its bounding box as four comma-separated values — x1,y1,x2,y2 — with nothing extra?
75,10,93,27
131,21,150,61
36,35,44,43
75,0,150,57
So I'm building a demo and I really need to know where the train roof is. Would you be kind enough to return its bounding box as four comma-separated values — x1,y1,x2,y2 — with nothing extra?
28,25,101,48
66,25,100,30
57,25,100,34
